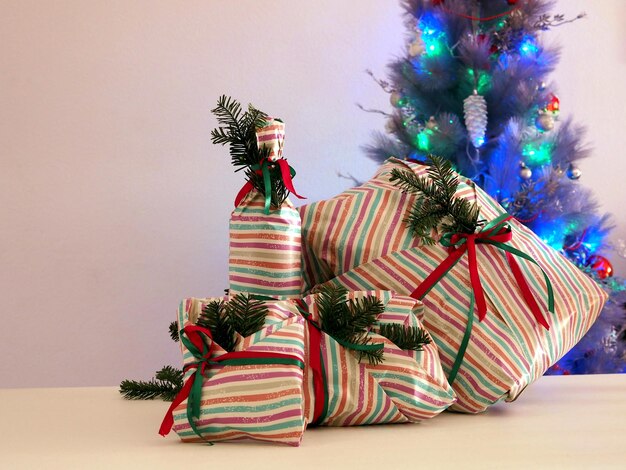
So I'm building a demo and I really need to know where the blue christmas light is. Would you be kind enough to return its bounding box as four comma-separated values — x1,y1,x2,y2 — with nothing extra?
418,15,446,57
519,36,539,56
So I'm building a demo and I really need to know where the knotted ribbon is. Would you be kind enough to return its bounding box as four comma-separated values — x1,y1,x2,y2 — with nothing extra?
234,117,305,214
410,213,554,384
234,158,305,214
159,324,305,440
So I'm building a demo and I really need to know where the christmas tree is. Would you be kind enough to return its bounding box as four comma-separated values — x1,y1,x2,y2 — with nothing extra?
365,0,625,374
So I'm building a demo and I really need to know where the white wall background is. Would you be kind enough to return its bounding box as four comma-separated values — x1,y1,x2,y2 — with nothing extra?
1,0,624,388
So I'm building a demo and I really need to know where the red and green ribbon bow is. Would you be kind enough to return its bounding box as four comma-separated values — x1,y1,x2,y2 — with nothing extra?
410,213,554,385
234,158,305,214
159,324,305,440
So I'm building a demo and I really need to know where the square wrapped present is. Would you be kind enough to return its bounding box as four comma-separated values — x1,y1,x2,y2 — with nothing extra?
298,289,455,424
161,296,308,446
302,158,608,412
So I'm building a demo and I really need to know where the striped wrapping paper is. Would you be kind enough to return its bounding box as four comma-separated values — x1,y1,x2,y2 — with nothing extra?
307,158,608,413
170,296,307,445
300,159,423,291
229,191,302,298
299,290,455,424
256,117,284,162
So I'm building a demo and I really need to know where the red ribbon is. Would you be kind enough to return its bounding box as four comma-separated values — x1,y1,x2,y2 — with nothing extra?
234,181,255,208
276,159,305,200
159,325,211,437
295,300,327,425
233,158,305,209
159,325,305,437
410,215,550,330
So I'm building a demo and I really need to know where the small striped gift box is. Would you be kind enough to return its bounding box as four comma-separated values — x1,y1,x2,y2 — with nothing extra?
229,191,302,299
304,158,608,413
299,290,456,425
170,297,307,445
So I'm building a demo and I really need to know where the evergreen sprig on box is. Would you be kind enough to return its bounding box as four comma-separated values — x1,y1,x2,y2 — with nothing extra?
120,294,269,401
210,95,290,208
390,155,480,244
314,285,432,364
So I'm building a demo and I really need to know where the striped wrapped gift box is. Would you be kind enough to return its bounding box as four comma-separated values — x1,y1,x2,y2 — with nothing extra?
299,159,425,291
308,158,608,413
299,290,455,424
229,191,302,299
170,297,307,445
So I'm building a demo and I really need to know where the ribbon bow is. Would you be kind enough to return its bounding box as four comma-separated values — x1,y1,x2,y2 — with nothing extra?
159,324,305,440
234,117,305,214
410,213,554,384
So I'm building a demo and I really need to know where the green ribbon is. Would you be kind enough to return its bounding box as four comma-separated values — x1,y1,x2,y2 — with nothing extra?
250,161,298,214
411,212,555,386
177,327,304,443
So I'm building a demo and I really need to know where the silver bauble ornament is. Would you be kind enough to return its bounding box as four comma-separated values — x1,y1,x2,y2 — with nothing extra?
536,113,555,132
463,90,488,148
566,163,582,180
519,163,532,180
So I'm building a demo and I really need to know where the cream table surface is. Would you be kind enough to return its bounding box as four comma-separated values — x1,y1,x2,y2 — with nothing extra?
1,374,625,470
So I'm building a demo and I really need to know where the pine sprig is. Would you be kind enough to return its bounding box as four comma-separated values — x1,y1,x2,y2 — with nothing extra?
316,285,385,364
169,321,179,342
378,324,432,352
196,294,269,352
227,293,269,338
197,299,237,352
390,155,480,242
210,95,292,208
210,95,260,168
120,365,184,401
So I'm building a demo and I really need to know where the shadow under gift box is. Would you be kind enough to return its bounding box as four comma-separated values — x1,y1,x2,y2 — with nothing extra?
167,292,455,445
300,158,608,413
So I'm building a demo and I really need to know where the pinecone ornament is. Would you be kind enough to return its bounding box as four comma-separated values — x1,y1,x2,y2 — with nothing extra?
463,90,488,148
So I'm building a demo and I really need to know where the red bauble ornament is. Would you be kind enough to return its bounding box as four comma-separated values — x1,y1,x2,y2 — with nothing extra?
546,94,560,113
587,255,614,279
508,0,519,5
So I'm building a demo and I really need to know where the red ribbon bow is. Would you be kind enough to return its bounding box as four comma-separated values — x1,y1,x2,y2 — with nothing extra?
410,214,551,330
159,324,305,438
234,158,305,213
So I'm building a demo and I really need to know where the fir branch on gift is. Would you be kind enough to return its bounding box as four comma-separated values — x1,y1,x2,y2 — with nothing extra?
227,293,269,338
196,294,269,352
197,299,237,352
210,95,290,208
378,323,432,352
169,321,179,342
390,155,480,243
120,365,183,401
316,285,385,365
210,95,265,169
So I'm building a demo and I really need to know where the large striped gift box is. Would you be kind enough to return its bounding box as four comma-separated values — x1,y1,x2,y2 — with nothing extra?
300,159,421,291
169,297,307,445
299,290,455,425
305,158,607,413
229,191,302,299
